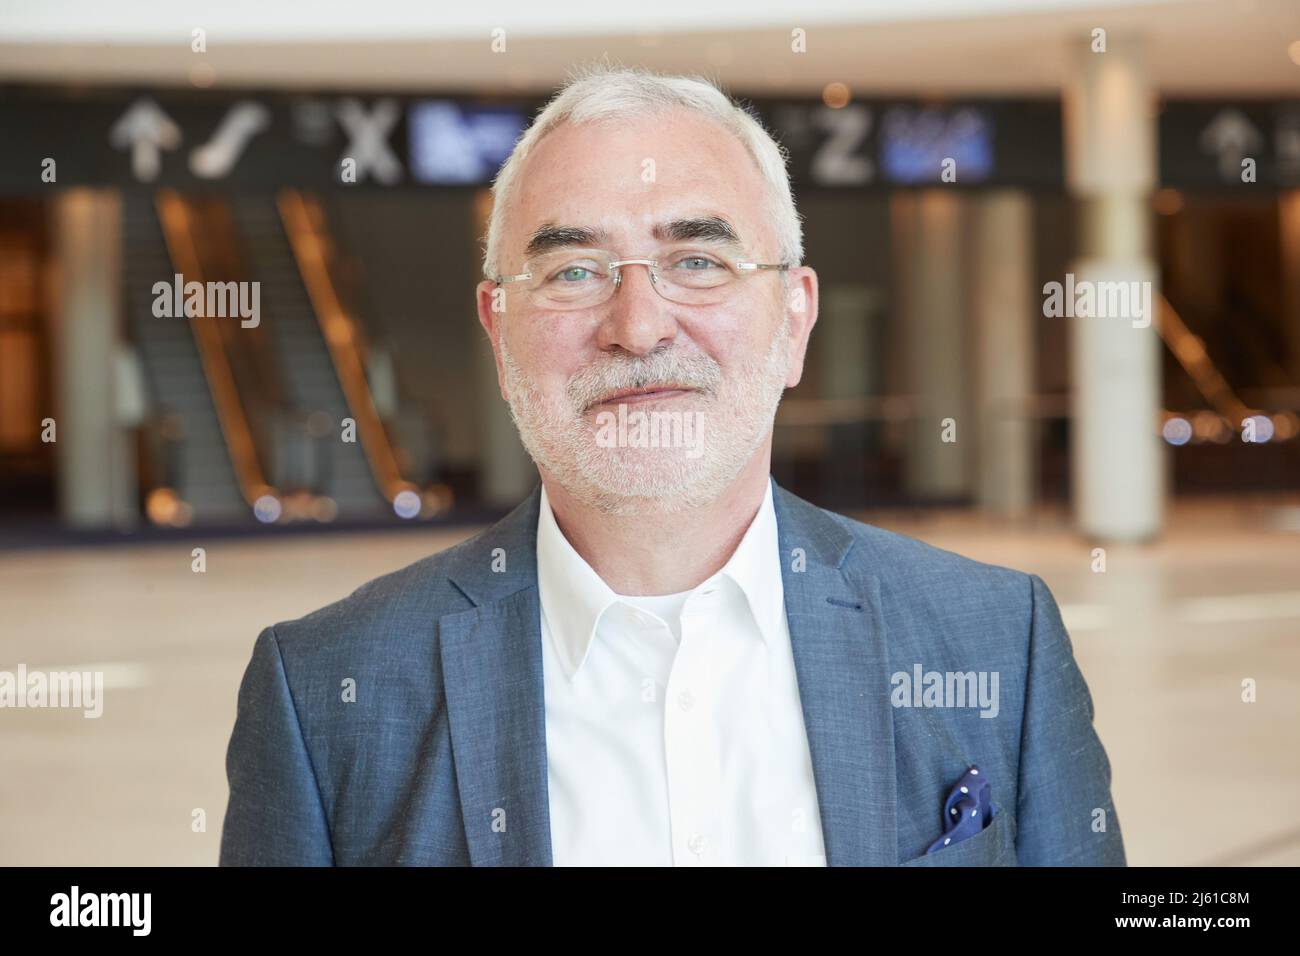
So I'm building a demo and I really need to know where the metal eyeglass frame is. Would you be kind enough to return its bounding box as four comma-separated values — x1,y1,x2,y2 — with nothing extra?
492,252,790,305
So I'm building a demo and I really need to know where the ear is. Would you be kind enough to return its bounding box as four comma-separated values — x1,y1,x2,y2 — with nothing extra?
476,279,509,402
781,266,819,389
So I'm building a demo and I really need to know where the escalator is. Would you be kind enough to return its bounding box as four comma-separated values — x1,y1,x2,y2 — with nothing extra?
125,189,436,525
123,191,249,523
228,194,392,517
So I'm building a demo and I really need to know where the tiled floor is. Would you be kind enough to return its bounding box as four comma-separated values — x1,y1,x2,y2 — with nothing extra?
1,497,1297,865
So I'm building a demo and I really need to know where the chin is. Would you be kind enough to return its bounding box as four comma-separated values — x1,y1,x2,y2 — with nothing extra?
567,449,740,516
518,406,771,515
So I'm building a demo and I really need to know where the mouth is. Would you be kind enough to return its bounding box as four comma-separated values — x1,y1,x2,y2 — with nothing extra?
589,385,697,410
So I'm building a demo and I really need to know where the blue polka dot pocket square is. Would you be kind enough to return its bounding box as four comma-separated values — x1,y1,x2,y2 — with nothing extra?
926,765,998,854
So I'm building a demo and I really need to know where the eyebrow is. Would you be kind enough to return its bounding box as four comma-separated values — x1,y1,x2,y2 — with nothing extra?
524,224,611,258
652,216,742,246
522,216,744,259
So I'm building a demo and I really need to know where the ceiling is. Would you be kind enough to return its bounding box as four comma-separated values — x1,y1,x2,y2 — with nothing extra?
0,0,1296,95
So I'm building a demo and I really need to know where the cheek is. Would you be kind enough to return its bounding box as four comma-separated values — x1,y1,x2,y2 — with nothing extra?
685,293,783,370
505,316,586,392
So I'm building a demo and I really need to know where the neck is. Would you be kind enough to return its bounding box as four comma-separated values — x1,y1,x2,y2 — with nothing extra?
541,441,773,596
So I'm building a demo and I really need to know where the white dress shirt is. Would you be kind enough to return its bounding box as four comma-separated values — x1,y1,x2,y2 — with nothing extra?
537,479,828,866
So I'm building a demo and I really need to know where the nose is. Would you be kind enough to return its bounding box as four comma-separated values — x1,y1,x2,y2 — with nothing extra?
595,261,679,356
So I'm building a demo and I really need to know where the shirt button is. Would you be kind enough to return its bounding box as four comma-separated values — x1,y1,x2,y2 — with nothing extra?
677,690,695,711
687,833,707,855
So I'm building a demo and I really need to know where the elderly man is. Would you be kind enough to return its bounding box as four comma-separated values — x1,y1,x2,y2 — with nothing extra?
220,64,1124,867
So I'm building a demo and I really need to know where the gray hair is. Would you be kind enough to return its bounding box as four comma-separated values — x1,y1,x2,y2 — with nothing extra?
481,62,804,281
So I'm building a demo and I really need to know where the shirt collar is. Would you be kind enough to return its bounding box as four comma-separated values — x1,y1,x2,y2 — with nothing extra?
718,478,785,652
536,478,784,681
536,484,620,680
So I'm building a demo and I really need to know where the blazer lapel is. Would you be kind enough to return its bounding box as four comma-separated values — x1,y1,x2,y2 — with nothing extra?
774,482,898,866
440,485,554,866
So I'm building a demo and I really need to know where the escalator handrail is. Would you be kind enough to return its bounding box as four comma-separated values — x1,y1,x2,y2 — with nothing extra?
155,189,276,508
276,188,410,503
1157,293,1252,426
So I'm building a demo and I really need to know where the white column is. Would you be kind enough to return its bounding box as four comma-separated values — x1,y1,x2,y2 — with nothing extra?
894,190,971,500
51,189,136,528
972,190,1036,518
1063,34,1165,540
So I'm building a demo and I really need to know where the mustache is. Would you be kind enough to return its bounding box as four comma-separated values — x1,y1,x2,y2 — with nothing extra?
567,347,722,413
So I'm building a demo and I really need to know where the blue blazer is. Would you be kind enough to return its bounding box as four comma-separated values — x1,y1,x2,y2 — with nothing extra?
220,480,1125,866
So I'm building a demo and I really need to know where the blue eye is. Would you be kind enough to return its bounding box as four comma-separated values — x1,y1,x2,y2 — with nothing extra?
550,264,601,284
674,255,721,271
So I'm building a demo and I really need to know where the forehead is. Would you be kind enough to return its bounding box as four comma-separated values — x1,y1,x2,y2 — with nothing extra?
504,108,773,256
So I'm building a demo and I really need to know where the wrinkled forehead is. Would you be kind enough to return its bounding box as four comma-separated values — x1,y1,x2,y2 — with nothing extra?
502,110,775,264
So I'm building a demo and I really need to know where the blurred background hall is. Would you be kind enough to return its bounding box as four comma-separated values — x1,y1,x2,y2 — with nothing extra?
0,0,1297,864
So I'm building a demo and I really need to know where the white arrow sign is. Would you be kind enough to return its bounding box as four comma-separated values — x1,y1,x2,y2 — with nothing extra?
1199,109,1263,181
189,101,271,179
109,98,182,182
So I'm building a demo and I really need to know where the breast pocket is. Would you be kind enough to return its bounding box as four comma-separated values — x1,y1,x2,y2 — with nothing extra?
899,810,1017,867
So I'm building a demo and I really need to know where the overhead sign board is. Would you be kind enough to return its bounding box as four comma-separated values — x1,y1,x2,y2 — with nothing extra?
1159,100,1300,189
0,85,1068,194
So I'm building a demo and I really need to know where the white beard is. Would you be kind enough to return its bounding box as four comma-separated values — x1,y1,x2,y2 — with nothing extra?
500,315,791,516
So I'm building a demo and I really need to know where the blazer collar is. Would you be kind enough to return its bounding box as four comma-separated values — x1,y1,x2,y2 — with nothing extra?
442,485,543,608
439,480,895,866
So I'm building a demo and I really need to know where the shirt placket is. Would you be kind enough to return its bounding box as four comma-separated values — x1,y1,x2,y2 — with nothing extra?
663,586,726,866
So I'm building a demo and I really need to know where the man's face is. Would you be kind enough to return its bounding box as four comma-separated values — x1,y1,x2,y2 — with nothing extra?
476,107,818,515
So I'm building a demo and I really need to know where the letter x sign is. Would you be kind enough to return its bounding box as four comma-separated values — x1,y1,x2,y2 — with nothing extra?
337,98,403,184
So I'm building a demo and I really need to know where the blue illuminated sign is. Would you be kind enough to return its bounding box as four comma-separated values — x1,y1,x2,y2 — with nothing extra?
408,101,526,185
